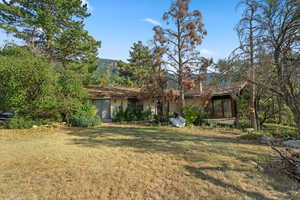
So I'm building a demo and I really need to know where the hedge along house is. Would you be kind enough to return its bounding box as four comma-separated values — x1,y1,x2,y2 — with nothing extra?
86,81,248,123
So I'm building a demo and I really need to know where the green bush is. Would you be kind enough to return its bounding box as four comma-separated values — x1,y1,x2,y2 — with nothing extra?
0,45,92,126
240,133,260,140
0,45,58,119
183,105,200,126
113,107,154,122
70,103,101,127
56,71,90,124
195,111,208,126
5,116,36,129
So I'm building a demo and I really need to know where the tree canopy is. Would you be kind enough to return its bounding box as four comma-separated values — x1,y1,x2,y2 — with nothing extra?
0,0,100,66
116,41,154,88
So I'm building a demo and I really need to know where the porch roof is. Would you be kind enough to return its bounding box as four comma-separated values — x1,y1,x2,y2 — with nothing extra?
185,81,248,98
86,86,141,99
87,81,248,100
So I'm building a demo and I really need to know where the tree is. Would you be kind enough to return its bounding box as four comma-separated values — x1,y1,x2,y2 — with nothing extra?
236,0,261,130
152,0,209,112
0,44,58,119
0,0,100,67
256,0,300,128
140,45,169,117
0,44,100,126
116,41,154,87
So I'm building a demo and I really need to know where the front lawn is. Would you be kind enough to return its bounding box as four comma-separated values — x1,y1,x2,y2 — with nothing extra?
0,124,299,200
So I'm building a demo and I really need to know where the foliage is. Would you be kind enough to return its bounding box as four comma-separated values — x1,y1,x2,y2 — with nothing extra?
5,116,36,129
0,45,93,126
183,105,200,126
113,107,154,122
116,41,154,87
240,133,261,140
234,0,300,129
195,110,208,126
69,103,101,127
91,59,120,86
0,0,100,66
0,45,58,119
56,71,89,123
152,0,210,110
214,59,247,83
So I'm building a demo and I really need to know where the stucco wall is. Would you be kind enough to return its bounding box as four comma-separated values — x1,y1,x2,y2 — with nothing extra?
141,99,156,113
186,98,207,109
110,98,128,118
169,102,180,114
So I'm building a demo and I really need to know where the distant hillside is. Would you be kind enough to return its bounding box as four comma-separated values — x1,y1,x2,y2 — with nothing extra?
93,58,119,78
93,59,222,88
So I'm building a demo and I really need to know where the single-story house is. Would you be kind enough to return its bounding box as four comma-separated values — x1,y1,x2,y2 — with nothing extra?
86,81,248,123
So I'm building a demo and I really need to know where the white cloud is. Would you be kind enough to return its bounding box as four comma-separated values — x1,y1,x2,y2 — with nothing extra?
143,18,161,26
200,49,214,56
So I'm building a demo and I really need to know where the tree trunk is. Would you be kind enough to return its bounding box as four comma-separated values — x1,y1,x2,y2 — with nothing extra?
177,19,185,113
249,17,258,130
180,87,185,113
277,97,282,124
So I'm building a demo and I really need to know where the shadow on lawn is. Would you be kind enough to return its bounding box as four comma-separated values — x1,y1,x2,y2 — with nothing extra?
66,125,268,163
66,125,295,199
185,166,275,200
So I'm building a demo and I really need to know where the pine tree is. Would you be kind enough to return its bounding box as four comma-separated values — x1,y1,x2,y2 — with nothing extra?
0,0,100,66
116,41,153,88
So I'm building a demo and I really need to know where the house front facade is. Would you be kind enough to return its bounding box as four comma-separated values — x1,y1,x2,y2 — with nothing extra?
86,81,247,123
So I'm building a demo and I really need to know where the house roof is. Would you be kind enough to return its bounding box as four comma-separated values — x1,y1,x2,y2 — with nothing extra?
186,81,248,97
86,86,141,99
86,81,248,100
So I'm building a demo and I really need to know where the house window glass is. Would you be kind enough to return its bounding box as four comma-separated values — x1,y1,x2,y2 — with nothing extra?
128,99,143,113
224,99,232,118
92,100,111,120
214,99,223,118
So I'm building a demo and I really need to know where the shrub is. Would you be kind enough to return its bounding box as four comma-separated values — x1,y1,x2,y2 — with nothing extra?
56,71,89,123
240,133,260,140
195,111,208,126
113,107,154,122
5,116,36,129
113,107,132,122
183,105,200,126
70,103,101,127
0,45,58,119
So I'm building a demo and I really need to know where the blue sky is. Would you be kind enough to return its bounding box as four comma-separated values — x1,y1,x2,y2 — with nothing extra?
0,0,242,62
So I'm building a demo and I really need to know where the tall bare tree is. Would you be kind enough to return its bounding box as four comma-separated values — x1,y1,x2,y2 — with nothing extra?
152,0,209,112
236,0,261,130
257,0,300,128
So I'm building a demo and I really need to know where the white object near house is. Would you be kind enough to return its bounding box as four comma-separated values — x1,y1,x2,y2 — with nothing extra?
245,128,255,134
170,116,186,128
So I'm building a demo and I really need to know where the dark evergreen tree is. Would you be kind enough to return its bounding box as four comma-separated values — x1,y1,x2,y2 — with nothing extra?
0,0,100,68
116,41,154,87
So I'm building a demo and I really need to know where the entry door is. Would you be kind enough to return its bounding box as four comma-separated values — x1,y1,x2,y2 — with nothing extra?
93,100,111,120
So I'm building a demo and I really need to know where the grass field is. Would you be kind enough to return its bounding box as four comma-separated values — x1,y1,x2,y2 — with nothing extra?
0,124,299,200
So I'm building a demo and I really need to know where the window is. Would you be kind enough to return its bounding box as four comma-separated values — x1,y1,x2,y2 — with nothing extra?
210,97,233,118
128,99,143,113
223,99,232,118
213,99,223,118
92,100,111,120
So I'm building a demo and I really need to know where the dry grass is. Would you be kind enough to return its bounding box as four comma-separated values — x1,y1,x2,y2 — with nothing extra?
0,124,299,200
